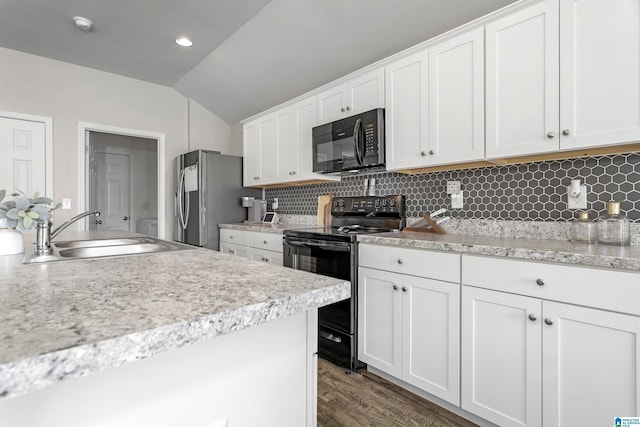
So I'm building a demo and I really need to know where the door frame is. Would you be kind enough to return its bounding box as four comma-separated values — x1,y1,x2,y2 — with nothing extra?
93,148,134,232
77,122,166,238
0,110,53,198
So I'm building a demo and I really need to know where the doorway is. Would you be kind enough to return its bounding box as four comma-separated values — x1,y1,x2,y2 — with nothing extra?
88,131,158,236
78,122,166,238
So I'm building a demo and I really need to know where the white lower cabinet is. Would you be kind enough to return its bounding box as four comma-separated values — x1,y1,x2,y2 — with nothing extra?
220,228,283,266
461,255,640,427
358,244,461,405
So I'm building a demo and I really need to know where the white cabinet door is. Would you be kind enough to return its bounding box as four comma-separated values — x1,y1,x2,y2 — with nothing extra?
220,242,249,259
358,267,402,378
316,84,347,125
402,276,460,405
242,114,276,186
275,107,295,182
542,301,640,427
486,0,560,159
317,68,384,125
250,247,283,266
559,0,640,150
346,68,385,117
243,114,276,186
429,27,485,166
461,286,542,427
384,50,429,171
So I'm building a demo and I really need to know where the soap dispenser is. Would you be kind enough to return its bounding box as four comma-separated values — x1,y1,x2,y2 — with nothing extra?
570,210,595,243
596,201,630,246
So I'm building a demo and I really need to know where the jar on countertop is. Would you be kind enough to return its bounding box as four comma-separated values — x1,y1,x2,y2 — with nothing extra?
596,201,630,246
570,210,596,243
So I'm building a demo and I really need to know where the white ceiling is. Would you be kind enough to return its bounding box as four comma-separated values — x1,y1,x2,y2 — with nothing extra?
0,0,517,124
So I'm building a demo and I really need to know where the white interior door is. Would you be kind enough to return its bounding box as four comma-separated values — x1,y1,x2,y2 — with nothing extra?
96,152,131,231
0,117,46,196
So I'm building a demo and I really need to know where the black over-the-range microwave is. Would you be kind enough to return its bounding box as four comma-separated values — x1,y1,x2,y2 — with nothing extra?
312,108,385,174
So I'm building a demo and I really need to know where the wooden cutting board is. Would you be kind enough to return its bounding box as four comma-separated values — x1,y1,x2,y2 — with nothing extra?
317,194,333,226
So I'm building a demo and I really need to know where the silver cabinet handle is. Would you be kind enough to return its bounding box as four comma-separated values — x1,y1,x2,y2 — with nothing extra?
341,107,346,112
528,314,537,321
229,235,234,239
96,219,103,225
393,285,399,291
288,171,292,175
228,249,235,255
123,216,129,221
402,286,408,292
263,240,268,244
547,132,556,139
261,256,269,262
319,330,342,343
562,129,570,136
397,258,404,265
536,278,545,286
421,151,427,156
346,106,351,111
544,318,554,326
291,171,296,175
429,150,435,155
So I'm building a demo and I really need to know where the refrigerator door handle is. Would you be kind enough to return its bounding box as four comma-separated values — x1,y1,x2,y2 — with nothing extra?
177,168,190,230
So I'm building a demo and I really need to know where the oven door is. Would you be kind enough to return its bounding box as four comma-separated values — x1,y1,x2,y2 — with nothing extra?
283,237,356,334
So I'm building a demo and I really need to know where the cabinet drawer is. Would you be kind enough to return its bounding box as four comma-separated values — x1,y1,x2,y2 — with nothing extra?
462,255,640,316
220,242,249,259
250,247,283,266
219,228,248,245
248,232,283,253
359,244,460,283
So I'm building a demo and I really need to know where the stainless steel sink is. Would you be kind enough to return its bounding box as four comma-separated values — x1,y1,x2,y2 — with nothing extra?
24,236,193,263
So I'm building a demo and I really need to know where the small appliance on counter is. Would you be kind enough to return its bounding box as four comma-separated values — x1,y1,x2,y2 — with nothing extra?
175,150,261,250
242,197,267,223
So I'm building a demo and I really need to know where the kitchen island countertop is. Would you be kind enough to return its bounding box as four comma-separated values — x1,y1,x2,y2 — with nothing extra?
359,231,640,272
0,231,350,399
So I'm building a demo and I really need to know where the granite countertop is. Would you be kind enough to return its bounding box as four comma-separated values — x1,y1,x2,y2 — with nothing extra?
219,222,314,234
359,231,640,272
0,231,350,399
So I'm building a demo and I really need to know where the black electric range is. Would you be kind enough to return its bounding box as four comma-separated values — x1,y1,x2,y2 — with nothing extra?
283,195,406,371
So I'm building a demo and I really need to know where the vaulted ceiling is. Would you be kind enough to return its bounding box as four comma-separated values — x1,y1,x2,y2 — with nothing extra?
0,0,517,123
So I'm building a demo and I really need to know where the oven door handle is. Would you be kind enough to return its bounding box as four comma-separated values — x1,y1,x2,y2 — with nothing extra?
284,240,352,252
319,330,342,343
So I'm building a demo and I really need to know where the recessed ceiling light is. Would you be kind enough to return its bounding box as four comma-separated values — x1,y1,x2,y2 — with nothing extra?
175,37,194,47
73,16,94,32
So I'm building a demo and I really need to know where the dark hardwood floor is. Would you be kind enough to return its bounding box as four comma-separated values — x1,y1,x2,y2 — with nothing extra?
317,358,478,427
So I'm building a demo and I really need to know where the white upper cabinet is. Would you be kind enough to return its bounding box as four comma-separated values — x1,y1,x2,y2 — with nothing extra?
486,0,560,159
386,27,485,171
243,114,276,186
316,68,384,124
385,49,429,171
428,27,485,165
559,0,640,150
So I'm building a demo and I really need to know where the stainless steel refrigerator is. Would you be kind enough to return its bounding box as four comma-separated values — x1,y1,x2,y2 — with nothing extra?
175,150,261,249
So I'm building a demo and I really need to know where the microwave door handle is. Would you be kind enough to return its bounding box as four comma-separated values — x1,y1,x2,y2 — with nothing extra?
353,118,364,165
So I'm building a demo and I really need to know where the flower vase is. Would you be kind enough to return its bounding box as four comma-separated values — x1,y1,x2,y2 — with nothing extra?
0,227,24,255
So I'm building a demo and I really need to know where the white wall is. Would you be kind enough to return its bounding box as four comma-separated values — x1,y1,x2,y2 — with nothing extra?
0,47,234,238
230,122,244,157
188,99,238,155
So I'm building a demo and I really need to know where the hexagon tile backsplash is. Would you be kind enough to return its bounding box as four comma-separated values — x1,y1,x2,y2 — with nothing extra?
265,153,640,222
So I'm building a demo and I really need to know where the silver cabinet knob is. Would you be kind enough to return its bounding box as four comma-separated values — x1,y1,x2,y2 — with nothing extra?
288,171,292,175
261,256,269,263
341,107,346,112
123,216,129,221
547,132,556,139
562,129,570,136
528,314,537,321
420,151,427,156
229,235,234,239
228,249,235,254
393,285,399,291
346,106,351,111
544,318,554,326
402,286,408,292
397,258,404,265
291,171,296,175
536,278,545,286
429,150,435,155
263,240,268,245
96,219,103,225
254,176,260,180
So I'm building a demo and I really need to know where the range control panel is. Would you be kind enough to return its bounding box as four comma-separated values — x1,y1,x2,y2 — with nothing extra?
332,195,406,215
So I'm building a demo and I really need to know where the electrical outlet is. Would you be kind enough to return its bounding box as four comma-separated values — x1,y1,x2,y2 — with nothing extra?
567,185,587,209
62,198,72,210
451,191,464,209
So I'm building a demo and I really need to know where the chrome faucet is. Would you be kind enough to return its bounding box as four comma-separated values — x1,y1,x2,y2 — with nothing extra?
35,210,101,255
